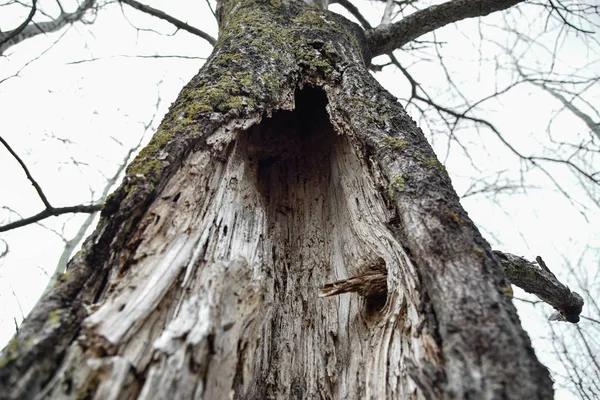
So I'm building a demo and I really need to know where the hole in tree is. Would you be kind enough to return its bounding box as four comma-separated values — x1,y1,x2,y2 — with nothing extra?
236,86,394,379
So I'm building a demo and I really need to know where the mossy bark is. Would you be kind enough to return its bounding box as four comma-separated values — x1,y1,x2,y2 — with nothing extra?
0,0,554,398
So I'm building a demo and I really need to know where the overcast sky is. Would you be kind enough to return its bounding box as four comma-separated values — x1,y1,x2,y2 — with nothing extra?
1,0,598,398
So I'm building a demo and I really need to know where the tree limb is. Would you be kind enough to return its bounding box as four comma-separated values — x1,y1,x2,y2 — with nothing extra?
0,135,51,209
494,251,584,323
533,81,600,140
0,204,104,232
330,0,372,30
119,0,216,46
0,135,104,232
0,0,94,56
320,250,584,324
366,0,525,57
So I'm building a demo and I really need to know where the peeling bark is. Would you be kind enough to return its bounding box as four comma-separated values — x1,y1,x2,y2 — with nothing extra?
0,0,578,398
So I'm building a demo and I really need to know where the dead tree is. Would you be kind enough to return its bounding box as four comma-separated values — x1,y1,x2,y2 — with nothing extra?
0,0,584,398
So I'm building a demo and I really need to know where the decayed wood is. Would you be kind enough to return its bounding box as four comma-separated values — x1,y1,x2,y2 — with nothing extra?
0,0,578,398
319,259,387,299
321,250,584,324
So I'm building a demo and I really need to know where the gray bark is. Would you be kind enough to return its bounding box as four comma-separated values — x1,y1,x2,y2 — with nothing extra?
0,0,580,398
366,0,525,57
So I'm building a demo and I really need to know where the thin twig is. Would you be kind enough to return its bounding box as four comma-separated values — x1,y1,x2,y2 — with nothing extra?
0,135,51,209
119,0,216,45
0,135,104,232
0,204,104,232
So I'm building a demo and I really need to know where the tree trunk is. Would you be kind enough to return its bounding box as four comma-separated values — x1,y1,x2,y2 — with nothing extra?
0,0,554,398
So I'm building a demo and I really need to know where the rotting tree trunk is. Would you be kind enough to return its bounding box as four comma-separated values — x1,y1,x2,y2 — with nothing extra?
0,0,569,398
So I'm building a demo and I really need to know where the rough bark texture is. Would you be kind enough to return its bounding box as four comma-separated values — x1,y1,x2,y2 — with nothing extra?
0,0,568,398
495,252,583,323
366,0,525,57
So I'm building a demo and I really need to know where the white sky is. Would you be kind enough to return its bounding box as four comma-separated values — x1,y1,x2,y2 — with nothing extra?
0,0,598,398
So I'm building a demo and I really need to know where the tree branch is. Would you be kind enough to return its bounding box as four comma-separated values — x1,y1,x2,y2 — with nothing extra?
0,204,104,232
330,0,372,30
0,0,37,54
0,135,104,232
534,81,600,140
119,0,216,46
0,135,51,209
0,0,94,55
494,251,584,323
320,250,584,324
366,0,525,57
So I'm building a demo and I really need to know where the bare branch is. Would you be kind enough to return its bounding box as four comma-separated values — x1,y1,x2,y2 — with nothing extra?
0,204,104,233
0,27,71,86
119,0,216,46
0,0,95,55
0,238,8,258
205,0,216,18
533,81,600,140
387,55,599,200
65,53,207,65
380,0,394,26
0,0,37,54
366,0,524,57
330,0,372,30
319,249,584,324
494,251,584,323
0,135,104,232
0,135,51,209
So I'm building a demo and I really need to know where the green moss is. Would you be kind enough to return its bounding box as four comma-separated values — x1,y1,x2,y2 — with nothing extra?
48,309,62,325
443,210,462,224
383,135,408,150
24,335,37,347
346,96,376,123
194,0,365,121
128,158,163,177
125,127,173,181
143,128,172,154
53,270,72,288
344,96,395,128
235,72,254,88
218,0,360,82
261,73,281,92
292,9,325,25
212,52,243,67
424,157,448,176
268,0,283,9
425,157,440,169
170,69,259,117
505,263,536,279
502,284,513,298
388,174,405,200
0,338,18,368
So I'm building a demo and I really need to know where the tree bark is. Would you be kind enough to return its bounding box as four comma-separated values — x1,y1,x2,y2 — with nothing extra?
0,0,559,398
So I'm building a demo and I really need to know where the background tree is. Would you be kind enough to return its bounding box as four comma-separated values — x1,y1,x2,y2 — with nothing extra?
0,0,597,398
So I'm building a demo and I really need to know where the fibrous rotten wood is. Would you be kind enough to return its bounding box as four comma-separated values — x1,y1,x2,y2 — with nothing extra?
0,0,581,399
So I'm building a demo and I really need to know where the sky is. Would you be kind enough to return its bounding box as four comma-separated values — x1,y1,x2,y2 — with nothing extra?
0,0,598,398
